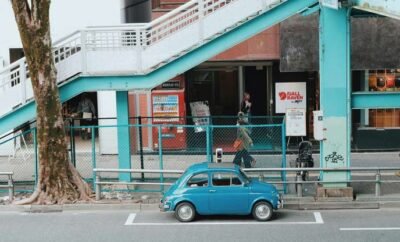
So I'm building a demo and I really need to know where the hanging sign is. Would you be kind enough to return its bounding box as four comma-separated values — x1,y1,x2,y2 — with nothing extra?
286,108,306,137
275,82,306,114
320,0,339,10
190,101,210,133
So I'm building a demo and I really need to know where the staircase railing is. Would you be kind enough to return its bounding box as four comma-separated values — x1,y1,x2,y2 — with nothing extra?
0,0,285,118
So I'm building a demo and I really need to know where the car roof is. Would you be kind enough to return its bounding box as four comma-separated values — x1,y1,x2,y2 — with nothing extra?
186,162,239,174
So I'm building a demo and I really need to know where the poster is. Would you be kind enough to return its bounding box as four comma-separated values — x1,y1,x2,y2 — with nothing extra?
275,82,306,114
190,101,210,132
286,108,306,137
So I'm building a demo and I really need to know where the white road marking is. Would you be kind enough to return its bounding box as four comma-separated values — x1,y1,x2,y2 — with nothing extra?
340,228,400,231
314,212,324,224
125,212,324,226
124,213,137,225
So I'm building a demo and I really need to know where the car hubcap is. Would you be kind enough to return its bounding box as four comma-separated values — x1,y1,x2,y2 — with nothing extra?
256,204,270,219
178,205,193,220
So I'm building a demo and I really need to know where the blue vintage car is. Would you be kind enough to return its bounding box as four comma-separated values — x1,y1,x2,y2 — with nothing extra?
160,162,282,222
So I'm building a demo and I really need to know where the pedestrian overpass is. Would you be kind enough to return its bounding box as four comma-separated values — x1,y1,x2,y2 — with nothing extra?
0,0,399,184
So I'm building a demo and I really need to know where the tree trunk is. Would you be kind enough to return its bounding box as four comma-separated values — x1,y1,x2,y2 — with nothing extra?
11,0,91,204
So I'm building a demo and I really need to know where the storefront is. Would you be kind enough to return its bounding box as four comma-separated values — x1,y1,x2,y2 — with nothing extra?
353,69,400,150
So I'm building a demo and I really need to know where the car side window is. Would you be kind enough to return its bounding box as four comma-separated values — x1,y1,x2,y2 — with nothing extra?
187,173,209,187
212,172,242,186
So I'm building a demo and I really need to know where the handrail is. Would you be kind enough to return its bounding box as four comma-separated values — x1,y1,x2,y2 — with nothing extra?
94,166,400,200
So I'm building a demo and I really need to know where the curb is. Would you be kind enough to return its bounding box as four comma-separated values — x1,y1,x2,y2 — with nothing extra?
1,198,400,212
0,203,160,212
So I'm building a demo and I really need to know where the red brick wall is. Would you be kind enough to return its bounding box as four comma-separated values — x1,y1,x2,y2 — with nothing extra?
152,1,280,61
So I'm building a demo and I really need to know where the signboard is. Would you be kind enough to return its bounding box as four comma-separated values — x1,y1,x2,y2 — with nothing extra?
275,82,307,114
286,108,306,137
320,0,339,10
161,80,180,89
190,101,210,132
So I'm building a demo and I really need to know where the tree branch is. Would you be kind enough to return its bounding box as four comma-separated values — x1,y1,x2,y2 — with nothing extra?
11,0,32,27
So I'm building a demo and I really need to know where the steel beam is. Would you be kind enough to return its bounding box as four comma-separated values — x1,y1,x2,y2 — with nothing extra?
116,91,132,182
352,92,400,109
319,6,351,187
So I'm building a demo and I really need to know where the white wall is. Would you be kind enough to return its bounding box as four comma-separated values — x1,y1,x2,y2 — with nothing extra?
0,0,121,65
97,91,118,155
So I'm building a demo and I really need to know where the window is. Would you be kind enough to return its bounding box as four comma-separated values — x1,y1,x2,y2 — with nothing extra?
187,173,209,187
212,172,242,186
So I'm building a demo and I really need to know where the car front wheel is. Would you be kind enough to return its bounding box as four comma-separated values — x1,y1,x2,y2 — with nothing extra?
175,202,196,222
252,201,273,221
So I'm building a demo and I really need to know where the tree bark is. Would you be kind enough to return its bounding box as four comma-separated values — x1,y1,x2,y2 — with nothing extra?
11,0,91,204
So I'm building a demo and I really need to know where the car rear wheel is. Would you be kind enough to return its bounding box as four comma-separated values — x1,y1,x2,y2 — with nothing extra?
175,202,196,222
252,201,273,221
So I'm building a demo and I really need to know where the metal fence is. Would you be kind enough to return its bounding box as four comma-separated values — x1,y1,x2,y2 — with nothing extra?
93,167,400,199
0,116,286,192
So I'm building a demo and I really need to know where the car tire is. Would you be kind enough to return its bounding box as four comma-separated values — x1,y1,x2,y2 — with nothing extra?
252,201,273,221
175,202,196,222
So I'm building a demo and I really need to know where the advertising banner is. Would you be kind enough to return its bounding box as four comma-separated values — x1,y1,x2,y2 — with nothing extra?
275,82,307,114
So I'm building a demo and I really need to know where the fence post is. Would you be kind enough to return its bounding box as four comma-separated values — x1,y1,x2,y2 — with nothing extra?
281,121,287,194
158,125,164,192
95,174,101,201
91,127,96,189
138,116,145,181
206,121,212,163
296,174,303,197
375,171,381,197
8,174,14,201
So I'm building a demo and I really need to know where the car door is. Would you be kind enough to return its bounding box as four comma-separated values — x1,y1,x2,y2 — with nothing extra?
208,172,249,214
184,172,210,214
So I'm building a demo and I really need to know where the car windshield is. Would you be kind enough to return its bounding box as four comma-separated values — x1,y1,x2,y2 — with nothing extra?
239,169,250,183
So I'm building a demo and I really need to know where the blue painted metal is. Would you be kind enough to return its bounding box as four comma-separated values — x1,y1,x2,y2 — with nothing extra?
352,92,400,109
319,6,351,187
0,0,318,135
301,3,320,16
206,125,211,163
161,162,281,214
116,91,131,182
281,121,287,194
352,0,400,20
91,127,97,188
158,125,164,193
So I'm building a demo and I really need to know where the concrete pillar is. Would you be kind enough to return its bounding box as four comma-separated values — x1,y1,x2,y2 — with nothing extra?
117,91,132,181
319,7,351,187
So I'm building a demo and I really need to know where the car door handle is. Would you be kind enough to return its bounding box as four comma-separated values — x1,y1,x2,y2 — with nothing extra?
209,190,216,193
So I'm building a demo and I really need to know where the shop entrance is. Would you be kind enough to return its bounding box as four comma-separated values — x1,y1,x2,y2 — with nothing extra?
244,66,270,118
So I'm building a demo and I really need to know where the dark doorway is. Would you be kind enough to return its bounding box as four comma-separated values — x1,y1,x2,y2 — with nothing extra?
244,66,267,116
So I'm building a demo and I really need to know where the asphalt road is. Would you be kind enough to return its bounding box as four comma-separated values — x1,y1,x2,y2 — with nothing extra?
0,209,400,242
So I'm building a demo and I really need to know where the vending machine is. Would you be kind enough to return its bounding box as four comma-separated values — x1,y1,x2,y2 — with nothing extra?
151,89,187,150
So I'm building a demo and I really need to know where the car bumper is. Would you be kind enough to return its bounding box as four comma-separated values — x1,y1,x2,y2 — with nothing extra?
159,201,172,212
277,194,283,209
